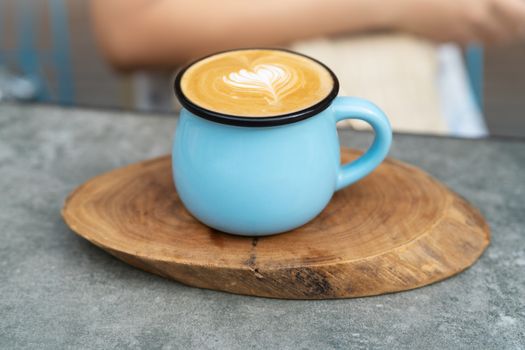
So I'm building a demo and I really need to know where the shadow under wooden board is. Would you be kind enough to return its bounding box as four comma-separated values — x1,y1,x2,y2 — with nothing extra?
62,148,490,299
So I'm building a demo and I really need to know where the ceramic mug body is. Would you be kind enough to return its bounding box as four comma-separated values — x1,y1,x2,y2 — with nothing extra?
173,96,392,236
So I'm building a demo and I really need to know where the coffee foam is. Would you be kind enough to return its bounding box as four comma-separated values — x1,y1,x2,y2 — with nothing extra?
180,49,334,117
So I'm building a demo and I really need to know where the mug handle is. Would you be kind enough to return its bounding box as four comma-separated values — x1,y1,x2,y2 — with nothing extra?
333,96,392,191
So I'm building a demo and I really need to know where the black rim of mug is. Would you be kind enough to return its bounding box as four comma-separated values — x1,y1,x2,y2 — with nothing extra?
173,48,340,127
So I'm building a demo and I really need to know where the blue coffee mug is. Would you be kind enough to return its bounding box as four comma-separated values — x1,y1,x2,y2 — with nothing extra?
173,50,392,236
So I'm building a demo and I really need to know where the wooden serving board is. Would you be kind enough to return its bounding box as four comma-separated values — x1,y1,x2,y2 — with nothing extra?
62,149,490,299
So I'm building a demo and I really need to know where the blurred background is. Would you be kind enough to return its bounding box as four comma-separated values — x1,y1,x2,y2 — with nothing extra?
0,0,524,137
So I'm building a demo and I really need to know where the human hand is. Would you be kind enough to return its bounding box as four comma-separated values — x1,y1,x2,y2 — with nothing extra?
391,0,525,45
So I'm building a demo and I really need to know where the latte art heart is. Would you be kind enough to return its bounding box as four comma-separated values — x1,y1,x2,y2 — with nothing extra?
222,64,297,104
179,49,334,117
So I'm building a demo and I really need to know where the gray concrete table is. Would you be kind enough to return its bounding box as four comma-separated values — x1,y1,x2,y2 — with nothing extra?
1,104,524,349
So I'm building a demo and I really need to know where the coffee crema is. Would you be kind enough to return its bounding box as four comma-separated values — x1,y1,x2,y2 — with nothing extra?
179,49,335,117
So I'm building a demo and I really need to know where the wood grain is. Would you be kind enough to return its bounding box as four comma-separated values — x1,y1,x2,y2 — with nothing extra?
62,148,490,299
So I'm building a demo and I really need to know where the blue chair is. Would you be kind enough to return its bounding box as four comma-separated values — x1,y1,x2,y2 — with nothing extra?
0,0,74,104
465,45,483,111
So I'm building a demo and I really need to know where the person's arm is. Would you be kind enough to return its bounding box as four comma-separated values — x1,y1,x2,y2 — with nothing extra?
91,0,525,71
396,0,525,46
91,0,393,70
